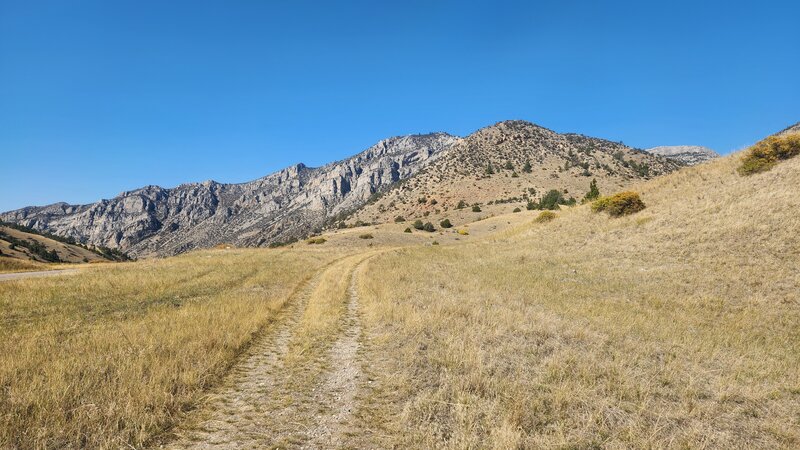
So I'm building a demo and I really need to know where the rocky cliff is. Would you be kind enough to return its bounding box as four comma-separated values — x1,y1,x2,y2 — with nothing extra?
1,133,458,257
645,145,719,165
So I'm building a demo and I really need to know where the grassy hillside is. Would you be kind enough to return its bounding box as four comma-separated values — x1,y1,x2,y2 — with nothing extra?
352,151,800,448
0,223,129,272
1,139,798,448
351,121,681,226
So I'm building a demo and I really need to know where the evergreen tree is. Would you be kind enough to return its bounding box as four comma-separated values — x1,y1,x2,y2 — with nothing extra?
584,178,600,201
522,160,532,173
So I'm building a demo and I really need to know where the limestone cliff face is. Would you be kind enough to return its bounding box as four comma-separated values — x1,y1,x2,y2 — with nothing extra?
646,146,719,166
1,133,458,257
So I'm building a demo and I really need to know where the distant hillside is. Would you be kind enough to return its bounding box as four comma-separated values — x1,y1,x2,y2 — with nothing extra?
646,145,718,165
0,134,456,257
0,121,681,257
352,120,680,224
0,222,128,265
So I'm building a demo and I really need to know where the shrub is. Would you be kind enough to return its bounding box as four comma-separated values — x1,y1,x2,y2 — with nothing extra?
456,200,467,209
429,199,438,205
458,229,469,235
440,219,453,228
394,216,405,223
583,178,600,202
485,164,495,175
404,227,412,233
432,241,440,246
472,205,482,212
535,211,557,223
522,160,532,173
513,207,521,213
738,134,800,175
306,237,326,244
359,233,374,239
526,201,538,210
539,189,565,210
423,222,436,232
413,220,424,230
504,161,513,170
592,191,646,217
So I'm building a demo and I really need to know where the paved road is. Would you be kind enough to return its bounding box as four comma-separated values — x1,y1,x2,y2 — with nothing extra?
0,269,79,282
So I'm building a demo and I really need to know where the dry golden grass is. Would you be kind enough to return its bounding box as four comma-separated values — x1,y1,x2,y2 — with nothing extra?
0,247,347,448
350,152,800,448
0,257,48,273
2,149,799,449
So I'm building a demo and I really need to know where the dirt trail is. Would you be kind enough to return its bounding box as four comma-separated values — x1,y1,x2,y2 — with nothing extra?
162,253,376,449
163,268,322,449
0,269,79,281
301,260,367,449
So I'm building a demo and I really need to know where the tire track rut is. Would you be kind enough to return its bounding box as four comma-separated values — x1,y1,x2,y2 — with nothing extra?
161,253,377,449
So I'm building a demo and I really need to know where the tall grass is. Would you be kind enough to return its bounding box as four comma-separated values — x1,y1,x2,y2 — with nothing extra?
351,153,800,448
0,248,343,448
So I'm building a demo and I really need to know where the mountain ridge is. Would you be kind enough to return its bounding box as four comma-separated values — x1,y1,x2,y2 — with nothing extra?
2,121,685,256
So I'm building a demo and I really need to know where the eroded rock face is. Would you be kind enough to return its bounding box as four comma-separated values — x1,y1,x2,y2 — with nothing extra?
646,146,719,165
1,133,458,257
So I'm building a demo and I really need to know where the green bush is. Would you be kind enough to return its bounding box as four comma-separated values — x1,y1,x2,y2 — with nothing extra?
592,191,646,217
456,200,467,209
471,205,482,212
738,134,800,175
539,189,565,210
359,233,374,239
583,178,600,202
535,211,557,223
423,222,436,232
522,160,532,173
526,201,538,210
306,237,326,245
394,216,405,223
440,219,452,228
513,207,521,213
404,227,412,233
413,220,424,230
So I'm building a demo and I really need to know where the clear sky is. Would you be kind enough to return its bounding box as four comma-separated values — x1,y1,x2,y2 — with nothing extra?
1,0,798,211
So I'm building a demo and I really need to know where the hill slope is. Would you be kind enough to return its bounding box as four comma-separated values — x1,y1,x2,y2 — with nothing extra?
353,120,680,223
0,122,679,257
0,223,123,268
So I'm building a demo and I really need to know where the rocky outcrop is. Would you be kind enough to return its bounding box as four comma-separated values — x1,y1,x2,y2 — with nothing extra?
646,145,719,165
1,133,458,257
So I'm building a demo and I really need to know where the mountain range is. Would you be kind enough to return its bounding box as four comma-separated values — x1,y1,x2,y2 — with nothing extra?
1,120,716,257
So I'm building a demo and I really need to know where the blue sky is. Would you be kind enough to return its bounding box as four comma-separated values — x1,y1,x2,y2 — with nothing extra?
1,0,798,211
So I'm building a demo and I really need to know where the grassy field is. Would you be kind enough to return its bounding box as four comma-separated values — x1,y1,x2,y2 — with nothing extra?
0,257,47,274
0,247,349,448
350,152,800,448
1,148,798,448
